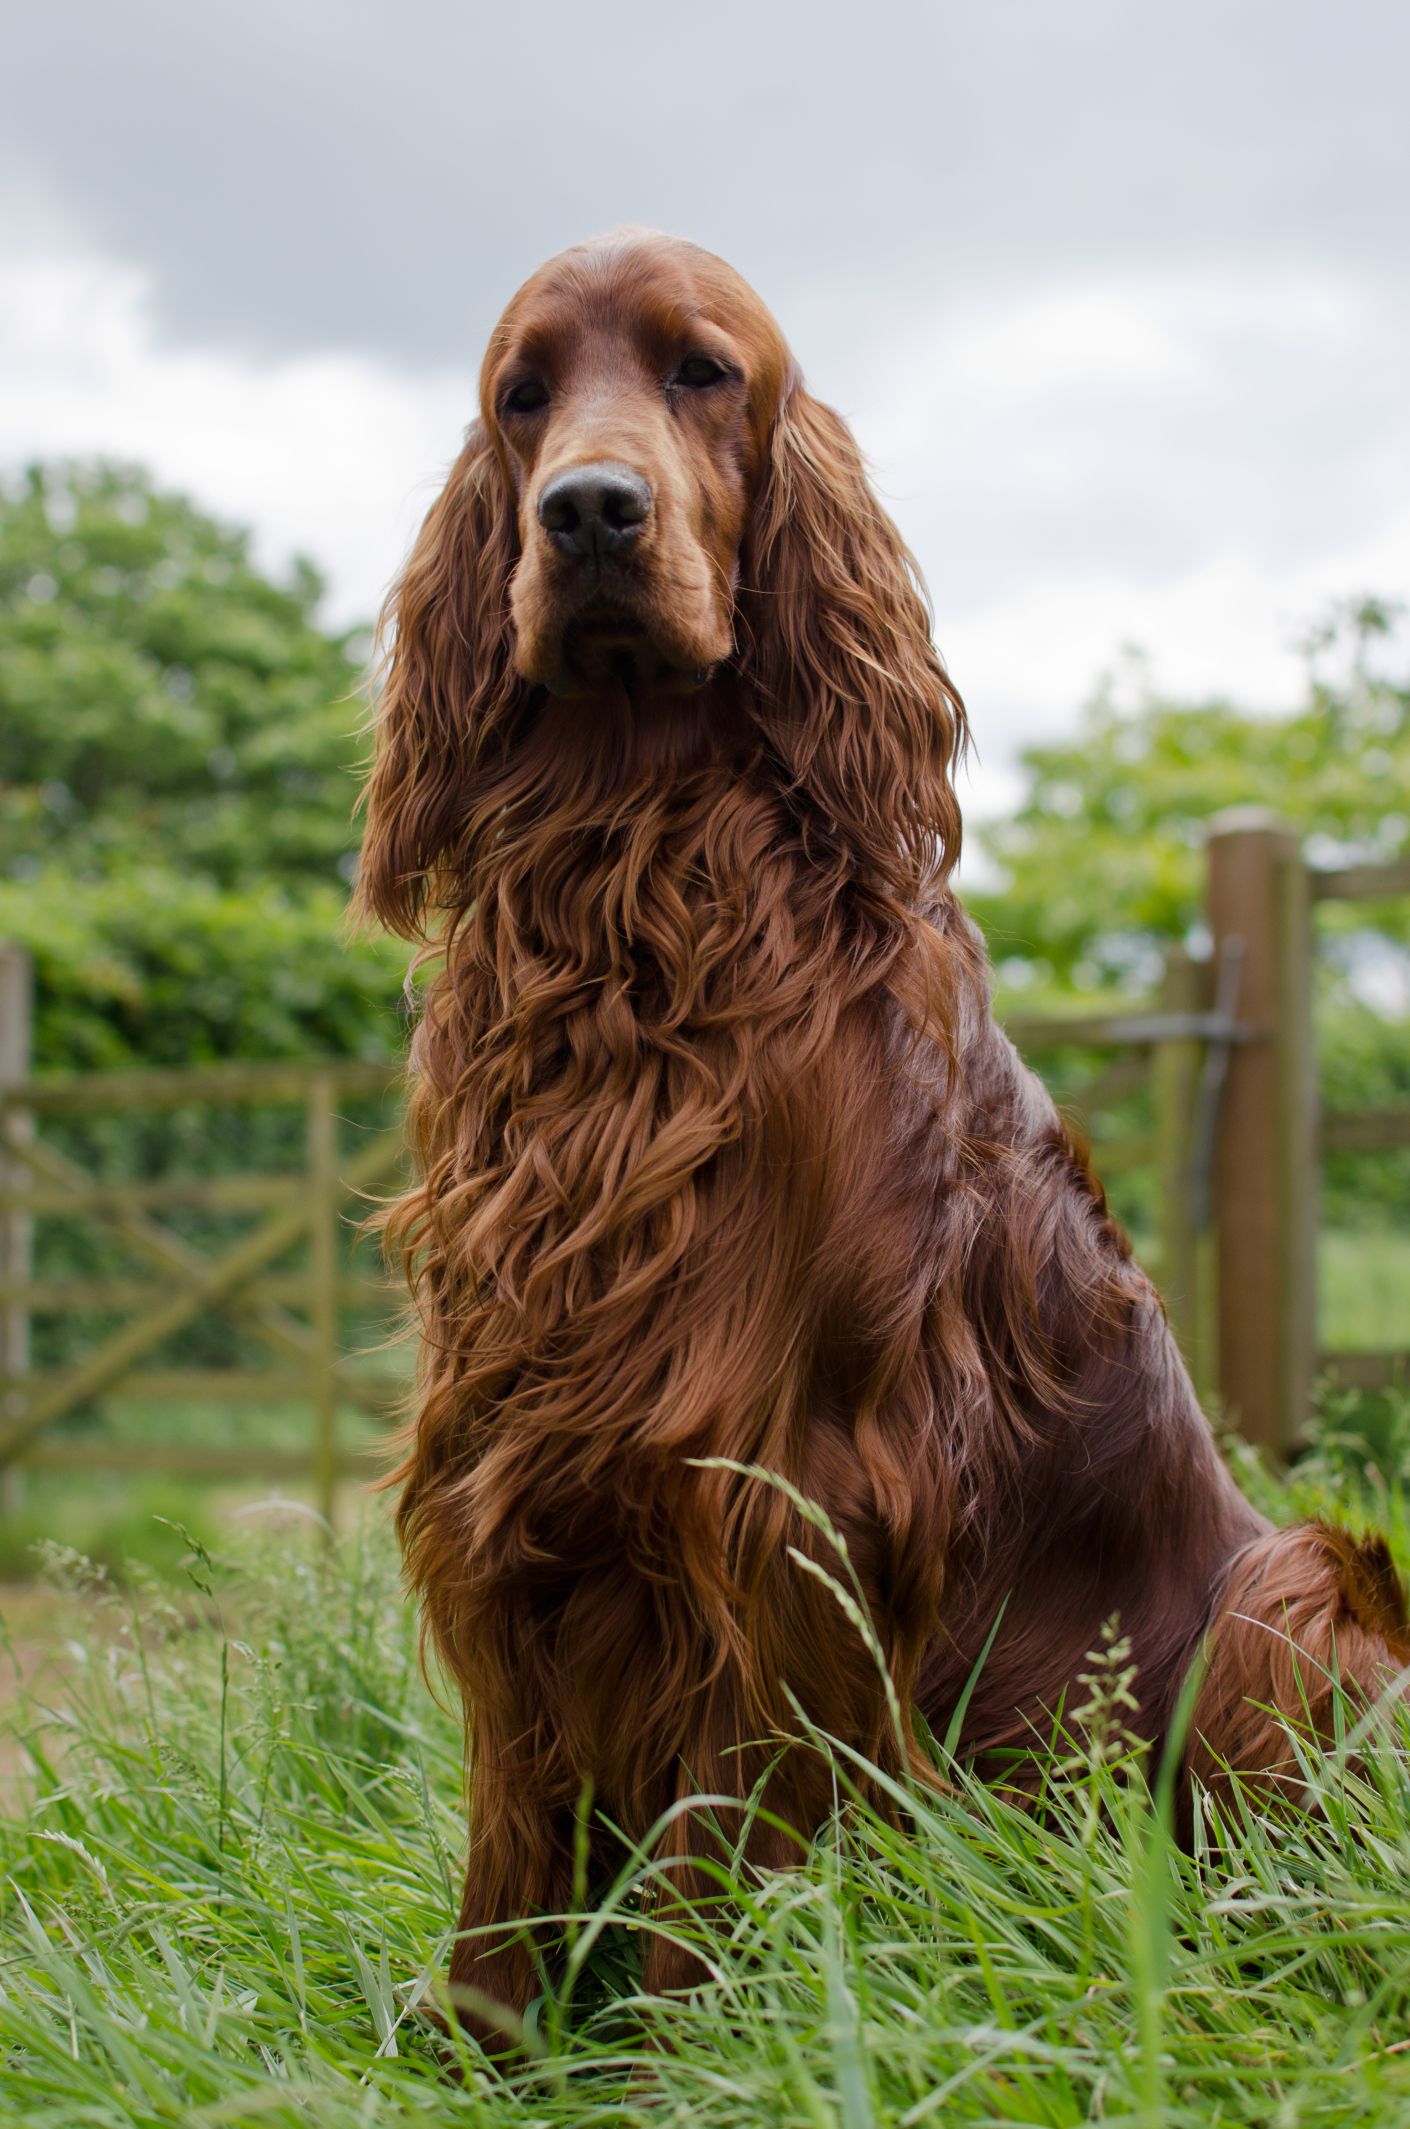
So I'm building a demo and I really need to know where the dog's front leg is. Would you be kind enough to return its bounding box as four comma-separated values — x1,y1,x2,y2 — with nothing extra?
444,1757,571,2052
641,1806,804,2004
639,1724,821,2006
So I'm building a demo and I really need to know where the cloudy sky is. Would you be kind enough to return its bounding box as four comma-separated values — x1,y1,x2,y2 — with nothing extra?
5,0,1408,818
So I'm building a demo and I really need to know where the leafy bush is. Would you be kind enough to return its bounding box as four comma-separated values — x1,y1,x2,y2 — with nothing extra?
0,459,407,1069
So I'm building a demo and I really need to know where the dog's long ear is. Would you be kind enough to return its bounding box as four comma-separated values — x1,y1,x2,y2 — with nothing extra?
738,384,967,897
356,422,523,938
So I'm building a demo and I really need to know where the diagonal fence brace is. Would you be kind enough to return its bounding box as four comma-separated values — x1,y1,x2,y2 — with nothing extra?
0,1127,406,1464
4,1135,400,1416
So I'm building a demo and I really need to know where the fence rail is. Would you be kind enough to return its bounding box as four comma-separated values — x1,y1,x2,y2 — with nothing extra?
4,1057,401,1115
0,983,408,1519
0,808,1407,1505
1310,856,1410,903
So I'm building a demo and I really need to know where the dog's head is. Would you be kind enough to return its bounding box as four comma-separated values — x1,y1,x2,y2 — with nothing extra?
486,231,788,699
359,230,965,935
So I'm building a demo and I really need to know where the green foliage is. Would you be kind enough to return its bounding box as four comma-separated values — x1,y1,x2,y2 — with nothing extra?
1319,1001,1410,1225
0,868,403,1068
971,598,1410,995
3,1408,1410,2126
1,460,367,892
0,460,406,1066
970,599,1410,1227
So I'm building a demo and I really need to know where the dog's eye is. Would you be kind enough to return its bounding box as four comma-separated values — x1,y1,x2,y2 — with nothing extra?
673,355,726,390
503,378,548,415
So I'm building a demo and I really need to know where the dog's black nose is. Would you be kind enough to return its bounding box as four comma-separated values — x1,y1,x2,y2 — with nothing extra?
537,462,651,559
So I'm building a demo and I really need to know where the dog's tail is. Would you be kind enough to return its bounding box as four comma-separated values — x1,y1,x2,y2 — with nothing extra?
1187,1520,1410,1813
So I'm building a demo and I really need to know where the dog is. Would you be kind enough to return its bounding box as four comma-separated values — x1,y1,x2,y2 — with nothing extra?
357,229,1409,2035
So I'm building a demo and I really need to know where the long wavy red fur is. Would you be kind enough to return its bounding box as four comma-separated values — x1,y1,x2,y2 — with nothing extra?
358,235,1410,2037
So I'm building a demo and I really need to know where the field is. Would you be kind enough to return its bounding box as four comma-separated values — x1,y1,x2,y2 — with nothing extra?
1319,1228,1410,1354
3,1404,1410,2128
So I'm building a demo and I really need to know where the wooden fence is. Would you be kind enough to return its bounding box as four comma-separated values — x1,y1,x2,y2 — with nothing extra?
0,983,406,1521
0,808,1407,1508
1010,808,1410,1457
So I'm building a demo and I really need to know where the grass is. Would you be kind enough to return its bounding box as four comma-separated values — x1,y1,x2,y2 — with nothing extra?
1320,1227,1410,1353
2,1409,1410,2126
0,1388,391,1580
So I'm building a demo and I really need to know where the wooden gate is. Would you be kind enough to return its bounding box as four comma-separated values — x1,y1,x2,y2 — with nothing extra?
0,954,405,1524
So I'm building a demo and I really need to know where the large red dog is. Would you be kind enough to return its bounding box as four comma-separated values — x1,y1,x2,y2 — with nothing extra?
358,230,1409,2032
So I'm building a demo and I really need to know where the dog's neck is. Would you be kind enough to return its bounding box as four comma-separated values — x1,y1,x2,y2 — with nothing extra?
434,687,926,1066
447,669,948,959
525,670,750,780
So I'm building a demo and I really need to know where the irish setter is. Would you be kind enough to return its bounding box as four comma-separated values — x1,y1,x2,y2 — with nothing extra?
359,230,1409,2038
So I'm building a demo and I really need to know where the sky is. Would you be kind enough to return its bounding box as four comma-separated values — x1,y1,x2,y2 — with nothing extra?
4,0,1408,821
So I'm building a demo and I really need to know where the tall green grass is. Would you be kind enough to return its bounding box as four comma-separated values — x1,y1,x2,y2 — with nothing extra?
3,1411,1410,2127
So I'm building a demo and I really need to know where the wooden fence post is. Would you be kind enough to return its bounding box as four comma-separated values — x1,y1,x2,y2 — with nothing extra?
1206,812,1317,1459
1153,946,1206,1389
308,1072,340,1532
0,945,33,1509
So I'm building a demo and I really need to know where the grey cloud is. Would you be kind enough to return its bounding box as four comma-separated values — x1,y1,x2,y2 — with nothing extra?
7,0,1406,796
8,0,1410,374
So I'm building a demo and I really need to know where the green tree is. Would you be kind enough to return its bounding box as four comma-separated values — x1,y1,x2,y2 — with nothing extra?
969,599,1410,999
968,599,1410,1227
0,460,405,1067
